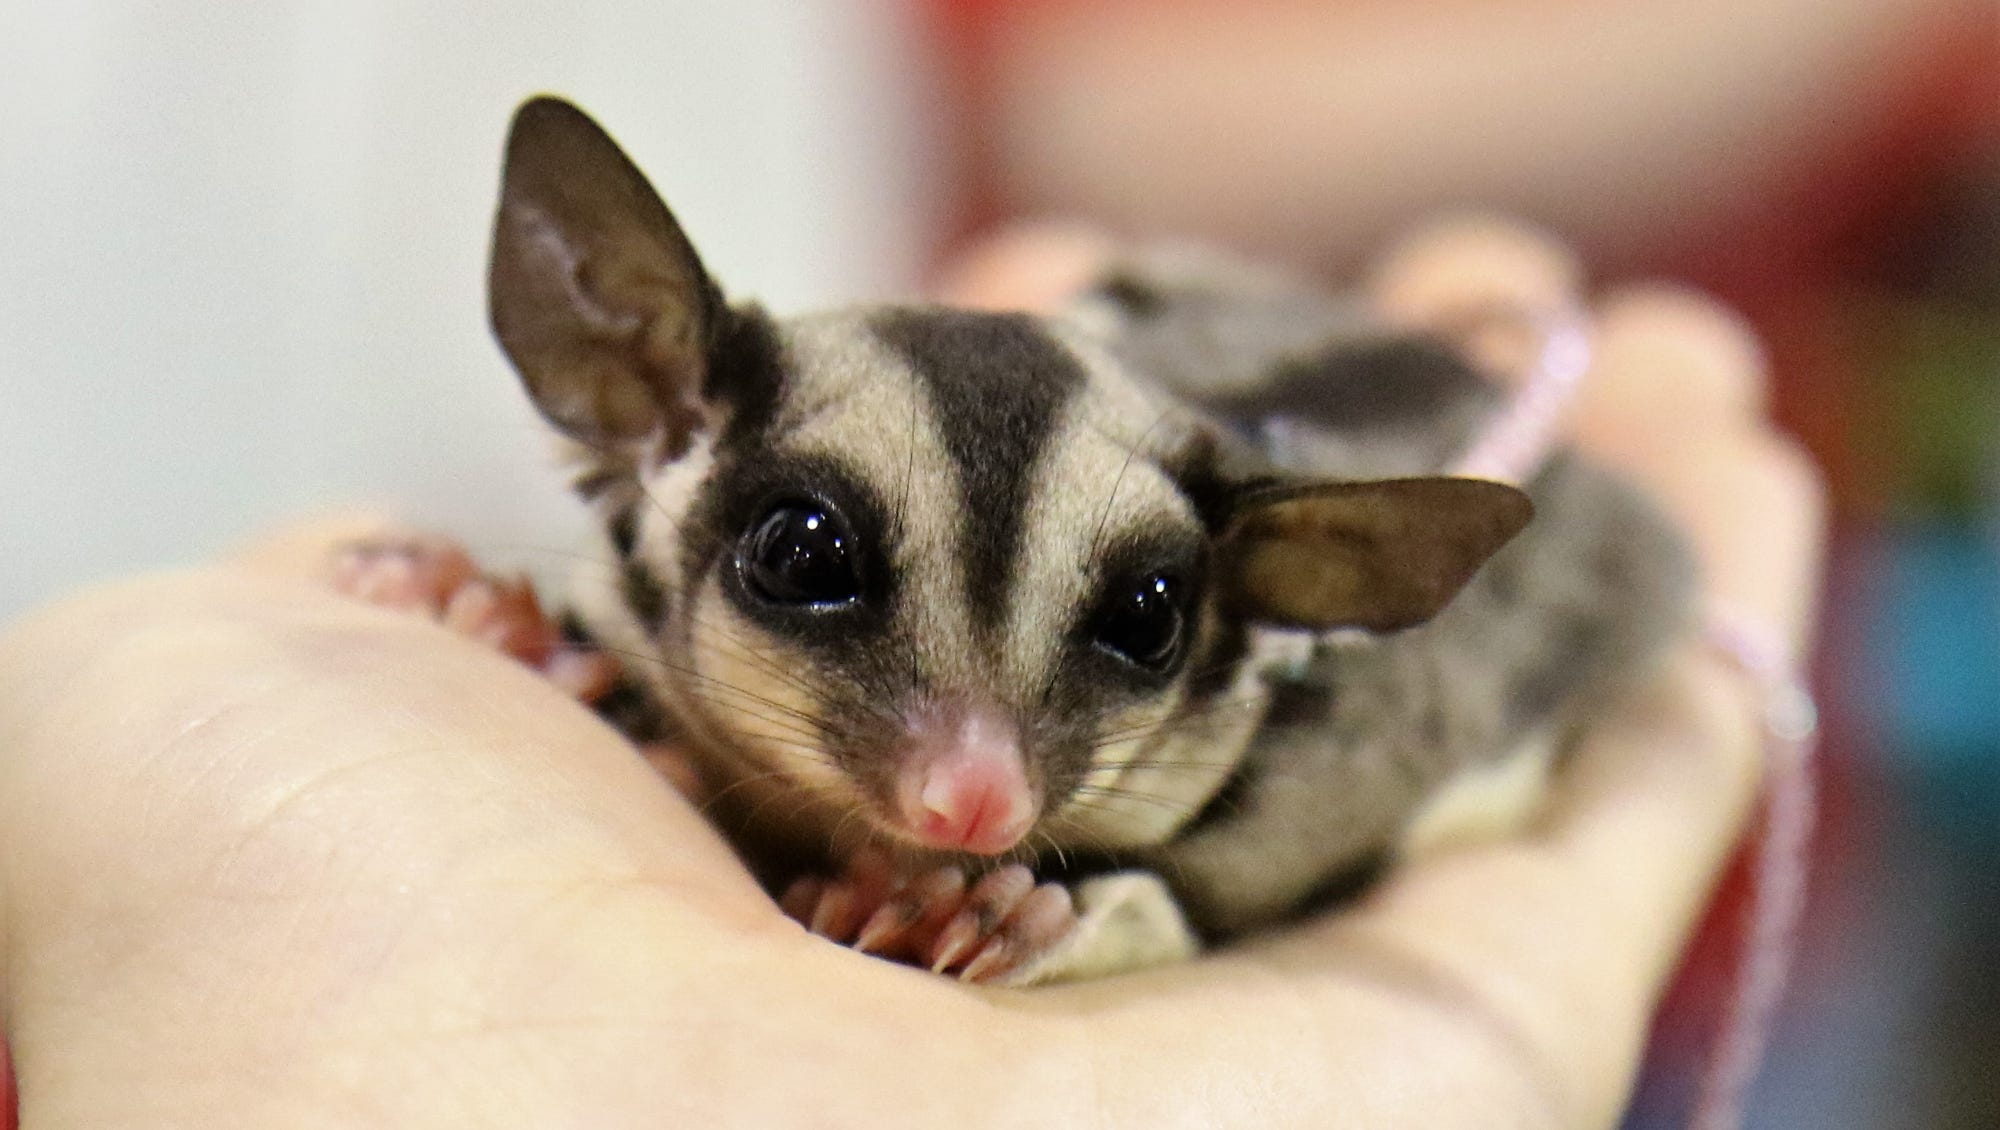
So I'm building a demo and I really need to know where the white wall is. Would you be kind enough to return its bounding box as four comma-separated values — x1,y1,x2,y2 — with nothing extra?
0,1,940,624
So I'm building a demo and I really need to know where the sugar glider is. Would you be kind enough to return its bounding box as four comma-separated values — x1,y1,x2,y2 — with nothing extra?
341,97,1692,986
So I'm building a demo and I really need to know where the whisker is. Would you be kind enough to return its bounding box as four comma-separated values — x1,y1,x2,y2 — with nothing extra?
682,615,828,701
672,699,826,749
1083,757,1249,774
1037,813,1128,873
1088,409,1172,563
1088,696,1271,748
1030,828,1070,874
581,644,831,732
632,663,827,733
1066,784,1202,815
697,766,819,816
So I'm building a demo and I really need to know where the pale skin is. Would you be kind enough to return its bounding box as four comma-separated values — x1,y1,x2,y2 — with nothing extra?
0,220,1821,1129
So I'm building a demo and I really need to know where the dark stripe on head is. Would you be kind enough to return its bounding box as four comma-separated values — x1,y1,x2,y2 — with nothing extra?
1147,612,1275,843
872,309,1087,631
1181,614,1249,707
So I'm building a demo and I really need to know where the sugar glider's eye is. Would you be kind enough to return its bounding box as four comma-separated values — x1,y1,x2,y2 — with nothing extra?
1091,573,1186,673
741,503,861,607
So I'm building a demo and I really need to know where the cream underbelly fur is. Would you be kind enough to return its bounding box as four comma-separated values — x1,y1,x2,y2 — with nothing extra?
1397,730,1559,860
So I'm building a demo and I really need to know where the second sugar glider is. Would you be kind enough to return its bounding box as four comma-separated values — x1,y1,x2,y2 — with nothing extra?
479,98,1692,984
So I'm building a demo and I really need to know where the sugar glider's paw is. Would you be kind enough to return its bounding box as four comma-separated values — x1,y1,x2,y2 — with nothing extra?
1003,871,1201,985
327,533,478,613
327,535,619,704
779,853,1078,985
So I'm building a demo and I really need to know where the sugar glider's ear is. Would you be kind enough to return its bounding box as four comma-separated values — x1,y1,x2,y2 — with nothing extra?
1217,478,1532,632
489,96,724,450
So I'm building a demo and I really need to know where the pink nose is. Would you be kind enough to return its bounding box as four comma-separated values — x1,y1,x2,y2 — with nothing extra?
904,759,1033,854
892,706,1035,855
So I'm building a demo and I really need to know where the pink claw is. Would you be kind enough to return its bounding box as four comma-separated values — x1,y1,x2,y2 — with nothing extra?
928,865,1034,973
855,867,968,956
957,938,1014,983
929,915,980,973
958,883,1077,983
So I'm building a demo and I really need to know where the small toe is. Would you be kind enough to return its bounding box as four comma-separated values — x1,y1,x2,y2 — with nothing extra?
929,865,1035,973
957,883,1077,984
856,866,968,956
778,876,826,925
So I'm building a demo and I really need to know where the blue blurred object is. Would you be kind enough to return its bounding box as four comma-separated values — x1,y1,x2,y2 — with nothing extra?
1870,526,2000,747
1863,524,2000,840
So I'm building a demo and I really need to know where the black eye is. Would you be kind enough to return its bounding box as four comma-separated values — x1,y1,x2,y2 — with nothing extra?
1092,574,1186,672
741,503,862,607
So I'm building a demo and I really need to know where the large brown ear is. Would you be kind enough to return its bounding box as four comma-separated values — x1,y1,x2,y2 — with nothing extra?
489,96,723,449
1217,477,1532,632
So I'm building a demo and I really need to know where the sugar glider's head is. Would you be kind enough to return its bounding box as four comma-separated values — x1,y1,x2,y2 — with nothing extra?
488,98,1531,861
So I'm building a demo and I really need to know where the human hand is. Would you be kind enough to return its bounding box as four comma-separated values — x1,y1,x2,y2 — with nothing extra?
0,219,1821,1128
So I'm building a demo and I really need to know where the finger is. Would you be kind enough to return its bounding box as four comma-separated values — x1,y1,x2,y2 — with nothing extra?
1576,284,1770,438
1346,295,1821,1078
225,509,411,579
1570,288,1825,655
1632,429,1826,655
1367,215,1587,387
857,866,971,958
779,876,828,925
959,883,1076,984
1369,214,1583,328
931,219,1117,312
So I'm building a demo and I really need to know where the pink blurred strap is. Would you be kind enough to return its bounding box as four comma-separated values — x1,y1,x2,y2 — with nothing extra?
1448,306,1593,484
1690,605,1820,1130
1447,303,1819,1130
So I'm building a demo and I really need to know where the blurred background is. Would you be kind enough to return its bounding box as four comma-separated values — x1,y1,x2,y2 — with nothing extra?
2,1,1996,1126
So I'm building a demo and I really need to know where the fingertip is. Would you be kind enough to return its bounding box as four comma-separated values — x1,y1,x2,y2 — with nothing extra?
1714,432,1829,655
1579,284,1770,436
226,509,413,579
933,219,1119,312
1370,213,1583,327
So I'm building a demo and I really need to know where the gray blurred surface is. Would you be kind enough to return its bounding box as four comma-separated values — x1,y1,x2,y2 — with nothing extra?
0,2,939,625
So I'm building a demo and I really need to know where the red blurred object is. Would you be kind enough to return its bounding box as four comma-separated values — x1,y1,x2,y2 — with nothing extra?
1662,2,2000,521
